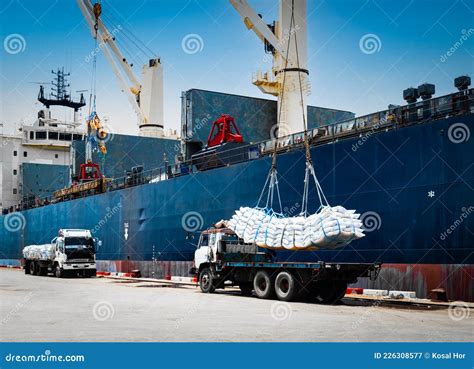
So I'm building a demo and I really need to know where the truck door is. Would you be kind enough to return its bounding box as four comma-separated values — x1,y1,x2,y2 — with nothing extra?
194,233,211,269
56,238,66,263
209,232,218,260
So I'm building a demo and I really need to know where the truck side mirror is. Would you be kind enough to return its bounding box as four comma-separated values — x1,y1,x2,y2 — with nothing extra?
94,238,102,248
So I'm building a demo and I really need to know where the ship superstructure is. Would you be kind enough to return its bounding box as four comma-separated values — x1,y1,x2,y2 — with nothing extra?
0,69,86,211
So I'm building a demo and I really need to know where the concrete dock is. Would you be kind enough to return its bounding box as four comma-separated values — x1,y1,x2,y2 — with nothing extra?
0,269,472,342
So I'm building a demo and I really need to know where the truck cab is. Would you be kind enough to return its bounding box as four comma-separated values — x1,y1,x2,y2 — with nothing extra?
193,228,380,303
194,228,271,271
52,229,100,277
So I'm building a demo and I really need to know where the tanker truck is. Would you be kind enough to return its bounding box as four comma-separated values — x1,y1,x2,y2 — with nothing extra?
23,229,101,278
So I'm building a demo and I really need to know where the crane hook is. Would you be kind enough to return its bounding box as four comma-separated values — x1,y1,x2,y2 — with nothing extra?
93,2,102,31
93,3,102,19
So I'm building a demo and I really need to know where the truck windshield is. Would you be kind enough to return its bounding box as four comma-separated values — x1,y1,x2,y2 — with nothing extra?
223,234,240,245
65,237,94,247
64,237,95,259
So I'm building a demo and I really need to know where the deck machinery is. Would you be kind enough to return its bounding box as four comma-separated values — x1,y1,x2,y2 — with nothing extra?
191,114,247,171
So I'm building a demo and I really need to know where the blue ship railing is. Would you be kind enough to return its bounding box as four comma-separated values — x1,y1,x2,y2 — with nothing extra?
7,88,473,213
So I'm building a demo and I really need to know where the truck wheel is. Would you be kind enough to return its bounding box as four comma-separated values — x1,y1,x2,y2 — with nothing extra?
239,282,253,296
253,270,275,299
34,262,42,276
55,265,63,278
29,261,36,275
24,262,30,275
199,268,215,293
275,271,299,302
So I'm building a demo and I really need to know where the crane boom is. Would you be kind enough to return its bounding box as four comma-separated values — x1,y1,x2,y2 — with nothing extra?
81,0,140,89
229,0,287,58
76,0,165,137
230,0,309,137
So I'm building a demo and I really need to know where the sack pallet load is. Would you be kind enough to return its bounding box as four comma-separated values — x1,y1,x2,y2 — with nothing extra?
226,205,365,250
22,244,55,261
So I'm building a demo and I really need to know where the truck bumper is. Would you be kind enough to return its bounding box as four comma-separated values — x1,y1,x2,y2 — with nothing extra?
62,263,96,271
62,265,96,277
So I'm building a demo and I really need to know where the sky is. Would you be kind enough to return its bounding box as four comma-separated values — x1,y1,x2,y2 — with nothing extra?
0,0,473,136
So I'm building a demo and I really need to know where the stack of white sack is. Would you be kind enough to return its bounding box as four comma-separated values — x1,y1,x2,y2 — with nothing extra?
226,205,365,250
22,244,55,260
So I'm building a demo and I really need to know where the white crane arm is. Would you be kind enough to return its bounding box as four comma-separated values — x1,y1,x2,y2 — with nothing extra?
81,0,140,89
229,0,287,59
96,43,147,123
76,0,97,39
76,0,146,124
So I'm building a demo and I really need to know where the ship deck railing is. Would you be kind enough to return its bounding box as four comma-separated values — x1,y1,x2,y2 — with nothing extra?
10,88,474,212
77,88,474,197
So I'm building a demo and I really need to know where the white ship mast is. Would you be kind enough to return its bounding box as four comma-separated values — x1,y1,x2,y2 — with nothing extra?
231,0,310,137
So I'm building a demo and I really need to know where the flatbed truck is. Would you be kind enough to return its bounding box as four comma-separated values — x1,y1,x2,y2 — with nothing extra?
192,228,380,303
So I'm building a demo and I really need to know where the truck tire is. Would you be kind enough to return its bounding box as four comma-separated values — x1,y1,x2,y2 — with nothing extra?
315,281,347,304
253,270,275,299
274,271,299,302
239,282,253,296
54,264,63,278
29,261,36,275
199,268,215,293
34,262,42,276
24,262,30,275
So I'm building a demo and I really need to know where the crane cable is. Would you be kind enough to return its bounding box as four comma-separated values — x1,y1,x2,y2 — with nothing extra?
86,2,108,158
257,0,329,215
288,0,329,214
101,9,155,60
255,0,296,214
83,1,101,119
91,1,101,114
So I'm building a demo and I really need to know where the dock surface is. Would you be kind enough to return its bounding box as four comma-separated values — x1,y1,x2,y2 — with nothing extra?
0,269,471,342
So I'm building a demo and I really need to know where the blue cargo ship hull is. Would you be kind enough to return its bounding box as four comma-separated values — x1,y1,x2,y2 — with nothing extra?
1,114,473,299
